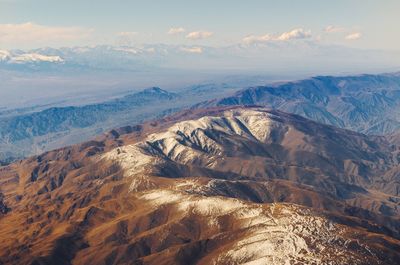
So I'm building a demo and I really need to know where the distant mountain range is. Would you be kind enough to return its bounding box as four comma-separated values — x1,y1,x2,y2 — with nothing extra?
0,87,178,143
1,43,399,73
200,72,400,135
0,106,399,264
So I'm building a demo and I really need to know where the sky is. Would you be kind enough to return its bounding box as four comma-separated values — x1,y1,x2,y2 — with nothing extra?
0,0,399,50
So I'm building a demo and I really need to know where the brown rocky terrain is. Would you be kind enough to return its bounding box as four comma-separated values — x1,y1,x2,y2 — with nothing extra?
0,106,399,265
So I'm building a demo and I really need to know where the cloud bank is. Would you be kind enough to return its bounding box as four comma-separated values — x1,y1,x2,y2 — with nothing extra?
0,22,93,48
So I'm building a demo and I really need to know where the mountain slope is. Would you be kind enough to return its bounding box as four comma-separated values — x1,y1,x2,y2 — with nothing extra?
0,107,399,264
199,73,400,135
0,87,177,143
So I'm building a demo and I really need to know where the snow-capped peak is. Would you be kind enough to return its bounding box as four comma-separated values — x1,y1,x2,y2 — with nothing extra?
9,53,64,64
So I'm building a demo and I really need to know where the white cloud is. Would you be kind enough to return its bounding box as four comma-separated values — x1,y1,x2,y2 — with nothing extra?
0,22,93,48
180,46,203,53
168,27,185,35
324,25,345,33
242,28,311,44
186,31,213,40
242,34,272,44
276,28,312,41
345,32,362,40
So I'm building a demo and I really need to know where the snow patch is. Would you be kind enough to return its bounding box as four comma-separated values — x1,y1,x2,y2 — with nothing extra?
139,188,371,265
103,145,154,176
102,145,158,192
140,189,186,206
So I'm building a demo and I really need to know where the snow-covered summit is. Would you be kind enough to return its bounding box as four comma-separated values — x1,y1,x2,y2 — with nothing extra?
9,53,64,63
0,50,64,64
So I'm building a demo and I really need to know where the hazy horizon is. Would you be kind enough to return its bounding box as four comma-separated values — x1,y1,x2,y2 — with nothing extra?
1,0,400,109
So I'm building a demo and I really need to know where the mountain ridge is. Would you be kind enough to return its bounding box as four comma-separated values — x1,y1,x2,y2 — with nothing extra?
197,73,400,135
